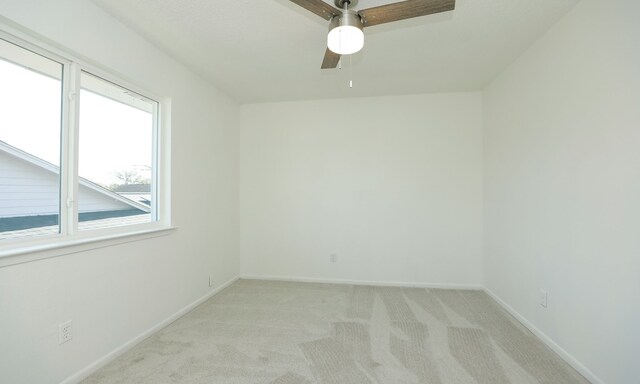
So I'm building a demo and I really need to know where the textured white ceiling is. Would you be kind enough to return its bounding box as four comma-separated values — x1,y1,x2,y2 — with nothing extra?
91,0,580,103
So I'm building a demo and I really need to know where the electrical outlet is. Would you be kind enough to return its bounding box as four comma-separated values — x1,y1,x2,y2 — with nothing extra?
539,290,548,308
330,254,337,263
59,320,73,344
209,275,214,288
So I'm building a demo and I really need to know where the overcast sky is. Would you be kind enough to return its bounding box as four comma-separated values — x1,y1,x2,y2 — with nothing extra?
0,58,152,187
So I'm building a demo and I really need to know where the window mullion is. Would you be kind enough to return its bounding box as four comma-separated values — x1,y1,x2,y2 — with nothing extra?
62,62,81,235
59,61,71,236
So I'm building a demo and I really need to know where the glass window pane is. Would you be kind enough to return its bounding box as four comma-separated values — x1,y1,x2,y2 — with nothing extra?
78,72,156,230
0,38,63,240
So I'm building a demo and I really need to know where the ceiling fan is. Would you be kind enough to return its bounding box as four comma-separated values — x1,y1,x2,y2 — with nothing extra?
289,0,456,69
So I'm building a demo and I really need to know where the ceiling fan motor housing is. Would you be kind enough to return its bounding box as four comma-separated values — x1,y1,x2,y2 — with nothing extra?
327,9,364,55
329,9,363,32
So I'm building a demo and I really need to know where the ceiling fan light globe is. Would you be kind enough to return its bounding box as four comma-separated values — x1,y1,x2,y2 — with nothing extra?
327,25,364,55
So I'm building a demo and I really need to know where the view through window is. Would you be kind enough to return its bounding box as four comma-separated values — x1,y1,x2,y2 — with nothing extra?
77,72,157,231
0,36,160,241
0,38,62,239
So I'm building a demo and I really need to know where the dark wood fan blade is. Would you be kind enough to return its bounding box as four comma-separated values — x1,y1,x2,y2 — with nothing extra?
358,0,455,27
321,48,341,69
289,0,341,21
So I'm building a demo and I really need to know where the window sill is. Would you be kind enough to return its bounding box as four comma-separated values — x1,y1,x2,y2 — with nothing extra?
0,226,177,268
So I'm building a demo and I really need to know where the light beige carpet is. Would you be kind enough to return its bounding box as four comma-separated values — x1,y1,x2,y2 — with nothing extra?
83,279,590,384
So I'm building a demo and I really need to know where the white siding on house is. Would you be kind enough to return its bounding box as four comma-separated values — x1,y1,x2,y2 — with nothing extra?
0,149,135,218
77,187,133,214
0,149,59,217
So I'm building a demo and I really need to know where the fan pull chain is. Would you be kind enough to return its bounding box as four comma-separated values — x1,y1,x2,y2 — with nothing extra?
349,54,353,88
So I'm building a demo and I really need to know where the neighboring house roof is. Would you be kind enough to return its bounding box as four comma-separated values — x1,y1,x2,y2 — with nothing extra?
0,213,151,240
114,183,151,193
0,140,150,213
113,184,152,207
118,194,151,207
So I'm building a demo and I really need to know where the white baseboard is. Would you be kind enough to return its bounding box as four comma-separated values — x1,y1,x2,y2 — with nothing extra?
60,275,239,384
239,274,483,290
484,288,604,384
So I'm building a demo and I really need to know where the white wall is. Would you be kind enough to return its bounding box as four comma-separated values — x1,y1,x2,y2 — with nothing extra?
483,1,640,383
0,1,239,383
240,93,483,286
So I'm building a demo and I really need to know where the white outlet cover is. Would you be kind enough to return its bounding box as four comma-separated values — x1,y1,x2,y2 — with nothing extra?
539,290,548,308
59,320,73,344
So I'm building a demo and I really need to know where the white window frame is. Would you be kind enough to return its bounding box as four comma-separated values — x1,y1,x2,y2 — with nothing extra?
0,27,172,263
